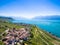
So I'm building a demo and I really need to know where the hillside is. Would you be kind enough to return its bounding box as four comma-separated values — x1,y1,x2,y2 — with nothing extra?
0,18,60,45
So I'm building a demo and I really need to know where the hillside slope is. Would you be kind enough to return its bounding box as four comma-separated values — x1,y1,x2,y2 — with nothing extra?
27,26,60,45
0,20,60,45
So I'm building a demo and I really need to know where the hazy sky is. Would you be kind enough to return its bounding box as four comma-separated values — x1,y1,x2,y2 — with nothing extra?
0,0,60,19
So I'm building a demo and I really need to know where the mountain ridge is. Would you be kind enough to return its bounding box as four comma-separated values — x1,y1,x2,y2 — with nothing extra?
33,15,60,20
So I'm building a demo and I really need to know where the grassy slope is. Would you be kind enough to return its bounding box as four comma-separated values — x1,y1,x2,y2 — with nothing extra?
0,20,60,45
27,26,60,45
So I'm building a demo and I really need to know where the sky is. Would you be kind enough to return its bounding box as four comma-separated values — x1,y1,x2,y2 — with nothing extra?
0,0,60,19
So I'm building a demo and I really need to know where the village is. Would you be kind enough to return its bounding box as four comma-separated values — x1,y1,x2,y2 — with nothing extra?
2,28,31,45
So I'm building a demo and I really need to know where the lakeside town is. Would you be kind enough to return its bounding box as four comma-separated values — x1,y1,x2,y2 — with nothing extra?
2,28,31,45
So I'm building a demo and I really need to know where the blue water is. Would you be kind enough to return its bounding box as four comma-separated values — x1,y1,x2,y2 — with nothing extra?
12,20,60,38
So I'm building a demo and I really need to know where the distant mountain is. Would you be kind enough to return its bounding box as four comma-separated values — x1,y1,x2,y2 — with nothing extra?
0,16,14,21
33,15,60,20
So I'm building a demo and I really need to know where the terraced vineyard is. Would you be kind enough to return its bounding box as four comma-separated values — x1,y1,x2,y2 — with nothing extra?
0,19,60,45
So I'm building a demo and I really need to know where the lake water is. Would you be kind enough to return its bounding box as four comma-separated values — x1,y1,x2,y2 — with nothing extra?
12,20,60,38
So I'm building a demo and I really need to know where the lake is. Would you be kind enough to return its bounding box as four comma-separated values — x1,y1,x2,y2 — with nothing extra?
12,20,60,38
